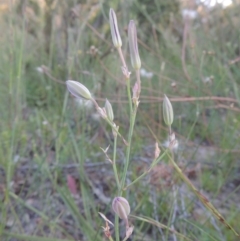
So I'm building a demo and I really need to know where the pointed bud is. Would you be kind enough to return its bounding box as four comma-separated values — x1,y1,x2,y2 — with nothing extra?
105,99,114,121
112,197,130,221
163,95,174,126
128,20,141,70
66,80,92,100
109,8,122,48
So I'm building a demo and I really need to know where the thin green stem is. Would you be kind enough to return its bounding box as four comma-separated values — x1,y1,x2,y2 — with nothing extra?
113,135,120,190
120,96,137,192
120,68,140,192
120,62,144,191
114,47,131,241
117,47,127,70
124,150,168,190
126,79,133,116
115,47,139,240
114,215,119,241
109,235,115,241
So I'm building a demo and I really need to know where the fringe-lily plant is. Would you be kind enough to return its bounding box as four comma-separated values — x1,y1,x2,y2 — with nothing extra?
66,8,239,241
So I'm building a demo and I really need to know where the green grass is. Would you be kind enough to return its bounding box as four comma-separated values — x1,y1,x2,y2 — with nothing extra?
0,0,240,240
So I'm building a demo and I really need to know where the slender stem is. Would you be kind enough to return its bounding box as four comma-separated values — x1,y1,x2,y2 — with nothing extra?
120,94,137,192
120,67,142,191
111,46,136,193
117,47,127,69
115,47,140,240
117,47,132,115
114,47,133,241
115,215,119,241
167,151,193,191
113,135,120,190
109,235,115,241
112,120,120,241
124,150,168,190
126,79,133,115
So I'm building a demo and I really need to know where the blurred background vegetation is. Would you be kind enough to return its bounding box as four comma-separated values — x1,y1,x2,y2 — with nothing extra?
0,0,240,240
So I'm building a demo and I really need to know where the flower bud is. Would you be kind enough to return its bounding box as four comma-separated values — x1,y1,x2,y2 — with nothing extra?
66,80,92,100
105,99,114,121
128,20,141,70
109,8,122,48
112,197,130,221
163,94,174,126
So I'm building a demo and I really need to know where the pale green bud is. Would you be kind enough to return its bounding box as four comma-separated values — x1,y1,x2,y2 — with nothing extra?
112,197,130,221
163,95,174,126
109,8,122,48
105,99,114,121
66,80,92,100
128,20,141,70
